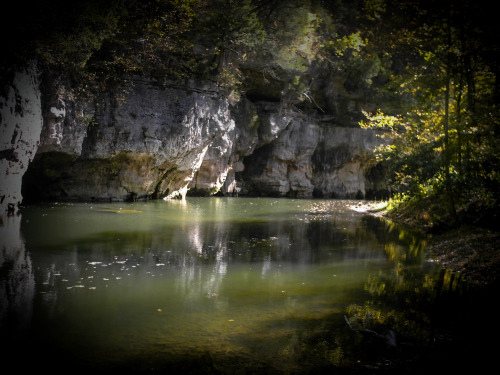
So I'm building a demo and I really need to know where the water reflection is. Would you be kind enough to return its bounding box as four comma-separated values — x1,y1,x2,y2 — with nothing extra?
0,214,35,342
0,198,467,373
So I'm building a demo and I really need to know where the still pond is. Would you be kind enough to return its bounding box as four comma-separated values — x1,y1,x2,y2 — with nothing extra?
0,198,480,373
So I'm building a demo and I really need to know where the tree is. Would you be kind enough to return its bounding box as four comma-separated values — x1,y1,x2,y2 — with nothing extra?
360,0,500,227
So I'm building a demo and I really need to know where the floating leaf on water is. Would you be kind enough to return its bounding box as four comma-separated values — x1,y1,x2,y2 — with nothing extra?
158,309,163,312
97,209,142,214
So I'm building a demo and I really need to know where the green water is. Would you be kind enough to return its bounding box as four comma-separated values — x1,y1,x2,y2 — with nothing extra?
1,198,468,373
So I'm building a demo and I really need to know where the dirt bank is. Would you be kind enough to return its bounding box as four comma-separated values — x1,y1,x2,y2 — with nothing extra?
425,226,500,286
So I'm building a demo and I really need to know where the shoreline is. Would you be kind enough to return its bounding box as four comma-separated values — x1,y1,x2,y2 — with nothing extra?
352,201,500,288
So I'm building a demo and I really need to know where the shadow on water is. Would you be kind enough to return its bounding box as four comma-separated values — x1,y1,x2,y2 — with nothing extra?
1,199,497,374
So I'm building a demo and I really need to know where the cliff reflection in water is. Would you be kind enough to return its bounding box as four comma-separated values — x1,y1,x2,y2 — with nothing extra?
0,214,35,341
0,198,465,373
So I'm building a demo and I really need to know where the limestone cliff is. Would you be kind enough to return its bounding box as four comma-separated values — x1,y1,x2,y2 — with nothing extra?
0,1,393,209
23,76,235,202
17,70,388,203
0,64,43,213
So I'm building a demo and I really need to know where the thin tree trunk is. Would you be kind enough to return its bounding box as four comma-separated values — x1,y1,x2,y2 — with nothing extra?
444,18,458,223
455,77,463,170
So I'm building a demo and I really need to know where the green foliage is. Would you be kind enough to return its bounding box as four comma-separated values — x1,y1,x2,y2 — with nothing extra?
84,0,204,88
34,1,130,70
319,31,366,58
359,0,500,228
193,0,266,90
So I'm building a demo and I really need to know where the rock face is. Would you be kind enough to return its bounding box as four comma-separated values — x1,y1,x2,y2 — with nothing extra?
16,69,389,203
23,77,235,202
0,61,390,206
311,126,388,199
236,104,320,197
0,63,43,213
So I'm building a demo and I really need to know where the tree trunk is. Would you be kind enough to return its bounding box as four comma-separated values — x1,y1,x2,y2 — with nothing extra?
444,20,458,224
